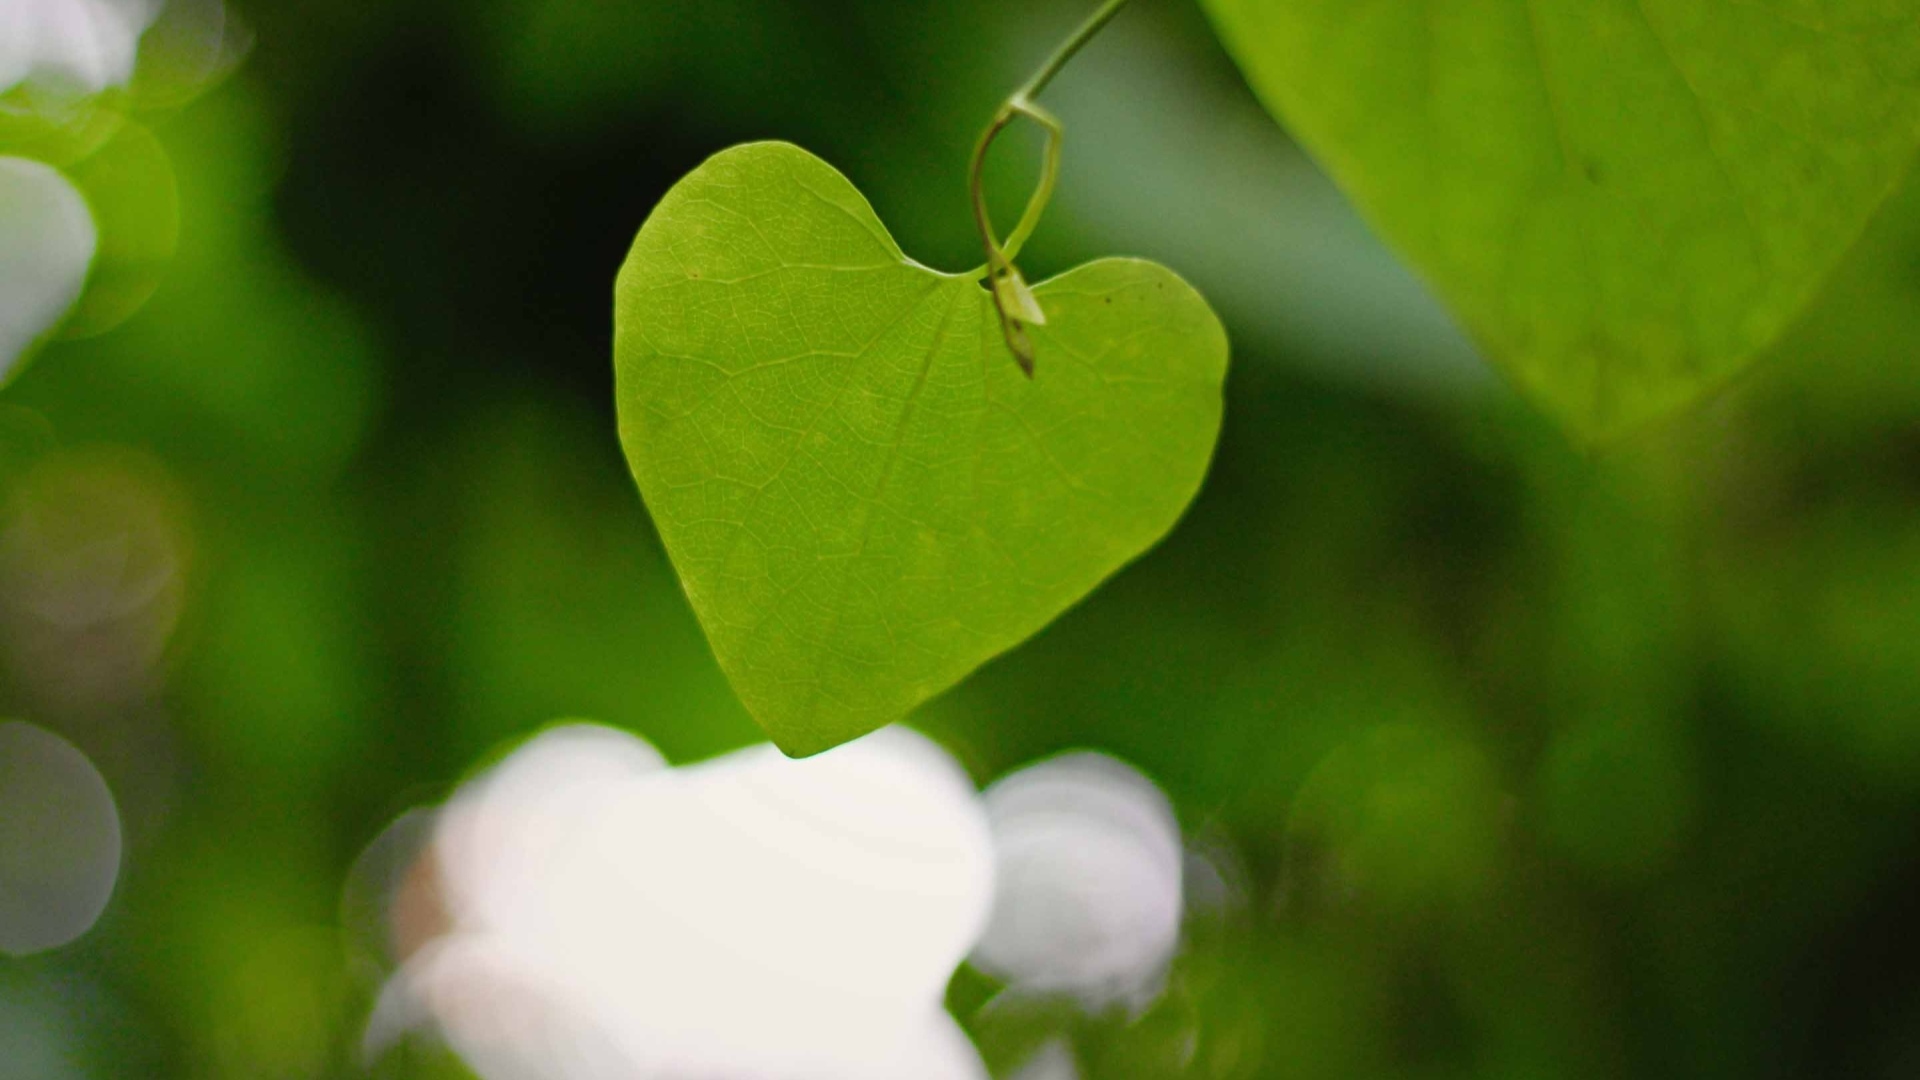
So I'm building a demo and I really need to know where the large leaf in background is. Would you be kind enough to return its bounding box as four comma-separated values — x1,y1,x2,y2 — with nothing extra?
615,143,1227,756
1202,0,1920,439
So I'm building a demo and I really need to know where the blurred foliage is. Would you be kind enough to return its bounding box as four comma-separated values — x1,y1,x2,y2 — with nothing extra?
1198,0,1920,440
4,0,1920,1078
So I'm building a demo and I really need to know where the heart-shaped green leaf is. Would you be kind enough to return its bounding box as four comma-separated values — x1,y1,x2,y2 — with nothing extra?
615,142,1227,756
1202,0,1920,438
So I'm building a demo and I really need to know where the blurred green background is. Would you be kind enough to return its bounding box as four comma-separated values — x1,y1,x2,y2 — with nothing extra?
5,0,1920,1077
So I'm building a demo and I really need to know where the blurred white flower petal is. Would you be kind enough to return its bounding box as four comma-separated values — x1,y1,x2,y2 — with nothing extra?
0,0,158,99
432,722,666,939
0,720,122,956
0,6,28,91
372,723,994,1080
972,752,1184,1010
129,0,247,107
368,936,638,1080
0,157,96,381
663,728,995,1010
1008,1038,1081,1080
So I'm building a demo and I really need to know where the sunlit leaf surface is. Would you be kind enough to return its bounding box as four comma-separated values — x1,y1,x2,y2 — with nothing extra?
615,143,1228,754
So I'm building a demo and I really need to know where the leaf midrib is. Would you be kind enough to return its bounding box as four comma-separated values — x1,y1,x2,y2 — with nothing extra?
781,280,972,725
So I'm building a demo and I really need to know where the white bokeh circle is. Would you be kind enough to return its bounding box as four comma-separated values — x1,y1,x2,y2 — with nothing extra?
0,158,97,382
0,720,123,955
972,751,1184,1009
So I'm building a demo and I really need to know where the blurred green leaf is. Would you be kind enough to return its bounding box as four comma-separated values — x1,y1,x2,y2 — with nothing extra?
0,98,128,169
61,121,179,340
449,398,755,762
1711,497,1920,781
1201,0,1920,438
182,519,370,787
48,86,377,483
1285,724,1507,916
615,142,1226,755
1537,717,1693,879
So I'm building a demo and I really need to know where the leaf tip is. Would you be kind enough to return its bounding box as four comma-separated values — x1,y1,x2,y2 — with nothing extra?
766,726,865,760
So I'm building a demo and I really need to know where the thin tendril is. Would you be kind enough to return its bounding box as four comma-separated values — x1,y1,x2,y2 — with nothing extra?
1017,0,1135,102
970,0,1135,376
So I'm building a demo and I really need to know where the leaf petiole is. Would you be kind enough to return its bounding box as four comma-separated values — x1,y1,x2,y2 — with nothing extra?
969,0,1135,376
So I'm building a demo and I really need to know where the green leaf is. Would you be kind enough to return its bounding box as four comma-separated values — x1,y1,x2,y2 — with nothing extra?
1202,0,1920,438
614,142,1227,756
61,121,180,340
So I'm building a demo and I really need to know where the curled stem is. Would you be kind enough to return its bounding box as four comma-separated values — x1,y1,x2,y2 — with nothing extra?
970,0,1135,376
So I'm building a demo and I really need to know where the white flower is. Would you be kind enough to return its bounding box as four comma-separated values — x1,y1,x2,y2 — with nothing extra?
0,0,159,100
0,156,95,381
370,723,997,1080
971,752,1184,1011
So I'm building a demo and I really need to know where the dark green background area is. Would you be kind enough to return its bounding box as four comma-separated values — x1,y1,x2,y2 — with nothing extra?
4,0,1920,1077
